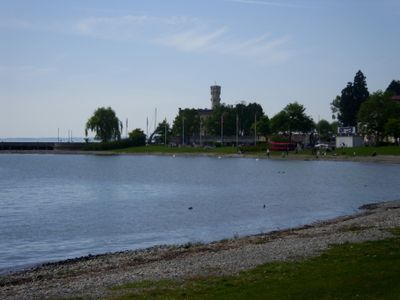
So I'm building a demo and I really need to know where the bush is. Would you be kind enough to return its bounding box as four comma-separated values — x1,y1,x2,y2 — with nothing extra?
239,144,267,153
269,135,290,143
83,138,143,151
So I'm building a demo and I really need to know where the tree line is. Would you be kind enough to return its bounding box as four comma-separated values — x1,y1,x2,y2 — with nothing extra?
84,72,400,147
153,101,319,145
331,71,400,144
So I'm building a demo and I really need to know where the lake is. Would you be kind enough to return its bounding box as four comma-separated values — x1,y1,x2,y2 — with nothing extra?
1,153,399,274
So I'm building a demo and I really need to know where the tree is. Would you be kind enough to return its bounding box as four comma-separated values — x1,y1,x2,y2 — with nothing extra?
270,102,314,138
235,102,264,136
128,128,146,146
330,121,339,135
357,91,400,143
330,70,369,126
204,102,264,138
385,118,400,143
85,107,121,142
330,95,341,121
253,115,270,138
172,108,200,144
384,118,400,143
385,80,400,95
316,119,333,142
205,104,237,137
153,119,171,144
353,70,370,106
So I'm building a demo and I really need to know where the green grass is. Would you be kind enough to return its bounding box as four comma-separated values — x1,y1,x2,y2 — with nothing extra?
332,145,400,156
114,145,240,155
108,232,400,299
114,145,400,157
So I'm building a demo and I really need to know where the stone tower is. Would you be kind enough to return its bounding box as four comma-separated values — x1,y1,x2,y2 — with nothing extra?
210,85,221,110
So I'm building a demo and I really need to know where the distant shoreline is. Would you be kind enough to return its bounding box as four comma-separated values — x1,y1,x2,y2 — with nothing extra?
1,149,400,164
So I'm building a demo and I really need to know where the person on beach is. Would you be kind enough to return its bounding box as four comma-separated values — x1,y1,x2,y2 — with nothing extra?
266,148,270,158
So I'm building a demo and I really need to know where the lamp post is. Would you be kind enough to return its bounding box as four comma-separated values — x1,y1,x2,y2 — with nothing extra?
164,119,167,145
182,116,185,146
199,119,202,146
254,113,257,146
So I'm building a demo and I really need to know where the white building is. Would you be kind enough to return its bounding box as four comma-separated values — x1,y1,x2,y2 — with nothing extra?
336,136,364,148
335,126,364,148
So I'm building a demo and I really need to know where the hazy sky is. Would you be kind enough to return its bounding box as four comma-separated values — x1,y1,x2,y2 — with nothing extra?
1,0,399,138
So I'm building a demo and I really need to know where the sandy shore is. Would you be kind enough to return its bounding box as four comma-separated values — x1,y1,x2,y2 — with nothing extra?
1,200,399,299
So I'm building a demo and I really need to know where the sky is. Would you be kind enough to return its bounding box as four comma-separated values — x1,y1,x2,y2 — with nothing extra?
0,0,399,138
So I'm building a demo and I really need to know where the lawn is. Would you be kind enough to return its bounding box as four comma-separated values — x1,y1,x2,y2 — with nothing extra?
114,145,240,155
332,145,400,156
108,230,400,299
114,144,400,157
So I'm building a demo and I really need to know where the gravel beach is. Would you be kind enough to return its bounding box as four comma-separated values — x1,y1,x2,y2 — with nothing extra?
1,200,399,299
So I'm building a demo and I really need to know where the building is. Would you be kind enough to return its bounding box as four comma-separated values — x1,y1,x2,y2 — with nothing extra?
198,85,221,136
391,95,400,102
198,85,221,116
210,85,221,109
335,126,363,148
336,136,363,148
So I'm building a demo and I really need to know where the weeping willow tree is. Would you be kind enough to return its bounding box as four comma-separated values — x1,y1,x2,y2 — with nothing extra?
85,107,122,143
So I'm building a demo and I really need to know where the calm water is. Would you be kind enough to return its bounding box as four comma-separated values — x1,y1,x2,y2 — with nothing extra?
1,154,400,273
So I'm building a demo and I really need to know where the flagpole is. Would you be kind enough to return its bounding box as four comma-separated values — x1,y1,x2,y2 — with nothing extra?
236,113,238,148
126,118,128,138
146,117,149,144
254,113,257,146
164,118,167,145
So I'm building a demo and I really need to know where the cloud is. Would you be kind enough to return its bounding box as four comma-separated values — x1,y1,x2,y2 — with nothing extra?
73,15,292,64
225,0,307,8
0,18,35,30
1,14,292,65
73,15,197,40
0,65,56,79
154,27,228,52
155,29,292,65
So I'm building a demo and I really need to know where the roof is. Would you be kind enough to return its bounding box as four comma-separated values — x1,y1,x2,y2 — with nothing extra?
391,95,400,101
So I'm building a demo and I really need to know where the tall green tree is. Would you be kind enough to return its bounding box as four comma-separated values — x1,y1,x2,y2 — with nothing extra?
205,104,237,136
384,118,400,143
331,70,369,126
316,119,334,142
172,108,200,144
270,102,314,138
357,91,400,143
385,80,400,95
253,115,270,138
153,119,171,144
128,128,146,146
205,102,264,137
330,121,339,135
235,102,264,136
85,107,121,142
